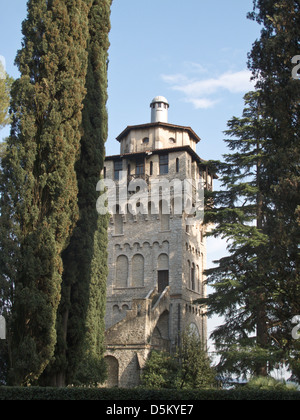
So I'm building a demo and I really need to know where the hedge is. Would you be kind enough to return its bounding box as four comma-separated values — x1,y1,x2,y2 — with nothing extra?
0,387,299,400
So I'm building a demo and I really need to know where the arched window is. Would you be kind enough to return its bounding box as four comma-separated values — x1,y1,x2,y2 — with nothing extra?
132,254,144,287
150,161,153,176
191,263,195,291
157,254,169,293
104,356,119,388
113,305,120,315
115,255,128,288
188,323,200,338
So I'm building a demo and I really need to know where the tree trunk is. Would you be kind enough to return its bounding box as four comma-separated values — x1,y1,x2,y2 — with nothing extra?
255,145,268,377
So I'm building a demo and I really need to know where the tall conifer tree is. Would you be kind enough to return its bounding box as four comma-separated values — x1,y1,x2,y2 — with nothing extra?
0,0,91,385
204,0,300,379
0,62,13,130
45,0,112,387
248,0,300,375
204,91,275,377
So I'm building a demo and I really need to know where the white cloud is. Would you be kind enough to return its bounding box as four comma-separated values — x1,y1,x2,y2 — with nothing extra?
161,73,189,85
161,68,255,109
185,97,220,110
182,61,208,74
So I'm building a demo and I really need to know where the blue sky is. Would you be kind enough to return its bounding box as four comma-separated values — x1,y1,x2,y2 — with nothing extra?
0,0,262,341
107,0,261,160
1,0,261,159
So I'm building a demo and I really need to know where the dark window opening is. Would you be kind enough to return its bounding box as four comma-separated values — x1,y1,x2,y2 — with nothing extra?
158,270,169,293
136,158,145,176
114,161,123,180
150,161,153,176
159,154,169,175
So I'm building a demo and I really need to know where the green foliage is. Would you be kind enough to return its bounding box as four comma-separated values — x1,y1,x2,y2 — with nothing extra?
0,0,112,387
204,91,275,376
0,62,13,130
72,354,107,387
0,140,7,161
216,345,283,379
176,332,217,389
43,0,111,386
203,0,300,378
245,376,298,391
248,0,300,377
141,351,179,389
141,332,216,390
0,387,299,401
0,0,92,385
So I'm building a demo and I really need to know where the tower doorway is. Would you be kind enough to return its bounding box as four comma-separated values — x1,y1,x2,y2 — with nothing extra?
158,270,169,293
157,253,169,293
104,356,119,388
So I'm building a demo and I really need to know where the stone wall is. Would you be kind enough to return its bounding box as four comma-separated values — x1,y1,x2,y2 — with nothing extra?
103,123,211,387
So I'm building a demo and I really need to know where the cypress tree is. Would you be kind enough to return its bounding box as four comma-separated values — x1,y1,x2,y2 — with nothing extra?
44,0,111,387
0,65,15,385
0,62,13,130
1,0,91,385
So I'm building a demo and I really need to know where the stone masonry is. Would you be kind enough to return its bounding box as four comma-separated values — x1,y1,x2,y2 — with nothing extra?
102,97,215,388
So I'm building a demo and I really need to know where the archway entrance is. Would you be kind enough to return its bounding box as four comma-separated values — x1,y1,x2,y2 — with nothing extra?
104,356,119,388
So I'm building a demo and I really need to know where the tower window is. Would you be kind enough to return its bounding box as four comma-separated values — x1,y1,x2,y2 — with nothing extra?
136,158,144,175
115,255,128,288
176,158,179,173
114,205,123,235
132,254,144,287
191,263,195,291
159,154,169,175
157,253,169,293
150,161,153,176
114,161,123,180
143,137,149,144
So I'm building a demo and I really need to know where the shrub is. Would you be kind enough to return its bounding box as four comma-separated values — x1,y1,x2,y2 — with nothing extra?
0,387,299,400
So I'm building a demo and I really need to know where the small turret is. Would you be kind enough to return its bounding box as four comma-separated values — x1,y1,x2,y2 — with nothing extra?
150,96,169,123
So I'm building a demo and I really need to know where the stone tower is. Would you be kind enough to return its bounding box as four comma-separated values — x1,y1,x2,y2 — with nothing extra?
103,97,215,388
